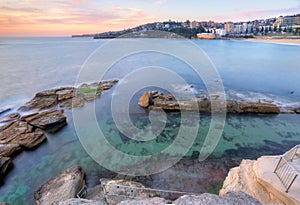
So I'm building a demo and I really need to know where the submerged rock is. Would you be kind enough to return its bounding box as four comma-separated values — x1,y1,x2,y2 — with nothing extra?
34,165,85,205
22,109,67,132
0,113,20,123
0,108,11,115
0,144,21,157
0,156,11,179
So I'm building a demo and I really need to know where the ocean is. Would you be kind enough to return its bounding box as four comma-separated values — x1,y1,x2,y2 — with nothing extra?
0,37,299,204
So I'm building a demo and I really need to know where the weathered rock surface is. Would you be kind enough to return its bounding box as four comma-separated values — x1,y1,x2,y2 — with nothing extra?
138,92,152,108
139,91,281,114
173,192,261,205
0,121,33,144
19,94,58,111
34,165,86,205
54,198,106,205
117,197,168,205
101,179,150,205
220,157,300,205
0,144,21,157
0,112,20,123
13,131,46,149
59,96,84,109
0,156,11,179
85,185,107,202
22,109,67,132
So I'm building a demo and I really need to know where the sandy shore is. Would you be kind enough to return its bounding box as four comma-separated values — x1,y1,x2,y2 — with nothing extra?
243,36,300,45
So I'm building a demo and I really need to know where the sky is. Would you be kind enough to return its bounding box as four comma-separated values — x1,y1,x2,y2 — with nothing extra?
0,0,299,36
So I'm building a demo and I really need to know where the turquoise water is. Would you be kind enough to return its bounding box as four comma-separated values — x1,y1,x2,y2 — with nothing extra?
0,37,299,204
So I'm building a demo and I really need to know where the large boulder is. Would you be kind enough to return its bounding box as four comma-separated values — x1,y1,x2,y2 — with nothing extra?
34,165,85,205
173,192,261,205
0,144,21,157
22,109,67,132
138,92,152,108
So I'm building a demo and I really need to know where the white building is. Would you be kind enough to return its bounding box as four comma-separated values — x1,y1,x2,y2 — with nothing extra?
215,29,227,36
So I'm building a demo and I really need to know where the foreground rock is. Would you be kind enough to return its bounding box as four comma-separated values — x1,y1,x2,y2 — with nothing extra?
139,91,281,114
55,198,106,205
173,192,261,205
0,156,11,179
34,165,86,205
0,113,20,123
22,109,67,132
0,121,34,144
0,144,21,157
220,155,300,205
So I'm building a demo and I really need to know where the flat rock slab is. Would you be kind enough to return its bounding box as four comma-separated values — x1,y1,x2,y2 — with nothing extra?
13,131,46,149
0,121,33,144
34,165,85,205
19,95,58,111
0,113,20,123
0,156,11,179
23,109,67,132
0,144,21,157
59,96,84,109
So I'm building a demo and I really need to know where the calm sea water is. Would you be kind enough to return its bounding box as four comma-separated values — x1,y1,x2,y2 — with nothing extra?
0,37,299,204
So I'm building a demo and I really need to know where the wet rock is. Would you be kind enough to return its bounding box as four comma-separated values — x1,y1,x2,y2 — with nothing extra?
36,89,58,97
294,108,300,114
0,108,11,115
138,92,152,108
117,197,168,205
98,80,118,91
0,144,21,157
34,165,85,205
23,109,67,132
0,156,11,179
173,192,262,205
59,97,84,109
12,131,46,149
0,121,33,144
57,88,76,102
19,94,57,111
85,184,106,202
0,202,9,205
0,113,20,123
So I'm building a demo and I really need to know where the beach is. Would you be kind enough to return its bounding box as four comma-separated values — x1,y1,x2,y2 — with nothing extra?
244,36,300,45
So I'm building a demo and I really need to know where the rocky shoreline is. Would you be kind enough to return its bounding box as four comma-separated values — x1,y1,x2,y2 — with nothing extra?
138,90,300,114
0,80,118,185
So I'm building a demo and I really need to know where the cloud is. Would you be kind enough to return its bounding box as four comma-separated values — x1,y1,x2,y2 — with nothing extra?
154,0,168,5
0,5,42,13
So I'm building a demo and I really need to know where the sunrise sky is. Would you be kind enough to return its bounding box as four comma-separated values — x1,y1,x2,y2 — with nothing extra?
0,0,299,36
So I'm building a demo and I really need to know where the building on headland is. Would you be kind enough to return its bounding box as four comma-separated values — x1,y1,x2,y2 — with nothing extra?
225,22,234,34
190,21,200,29
282,14,300,26
215,29,227,36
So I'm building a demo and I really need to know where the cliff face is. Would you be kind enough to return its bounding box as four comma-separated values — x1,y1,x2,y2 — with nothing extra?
219,157,300,205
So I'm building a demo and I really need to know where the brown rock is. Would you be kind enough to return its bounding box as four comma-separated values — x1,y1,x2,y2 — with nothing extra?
0,144,21,157
19,95,57,111
0,113,20,123
0,156,11,179
35,89,57,97
138,92,152,108
11,131,46,149
294,109,300,114
59,97,84,109
0,121,33,144
25,109,67,132
34,165,85,205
